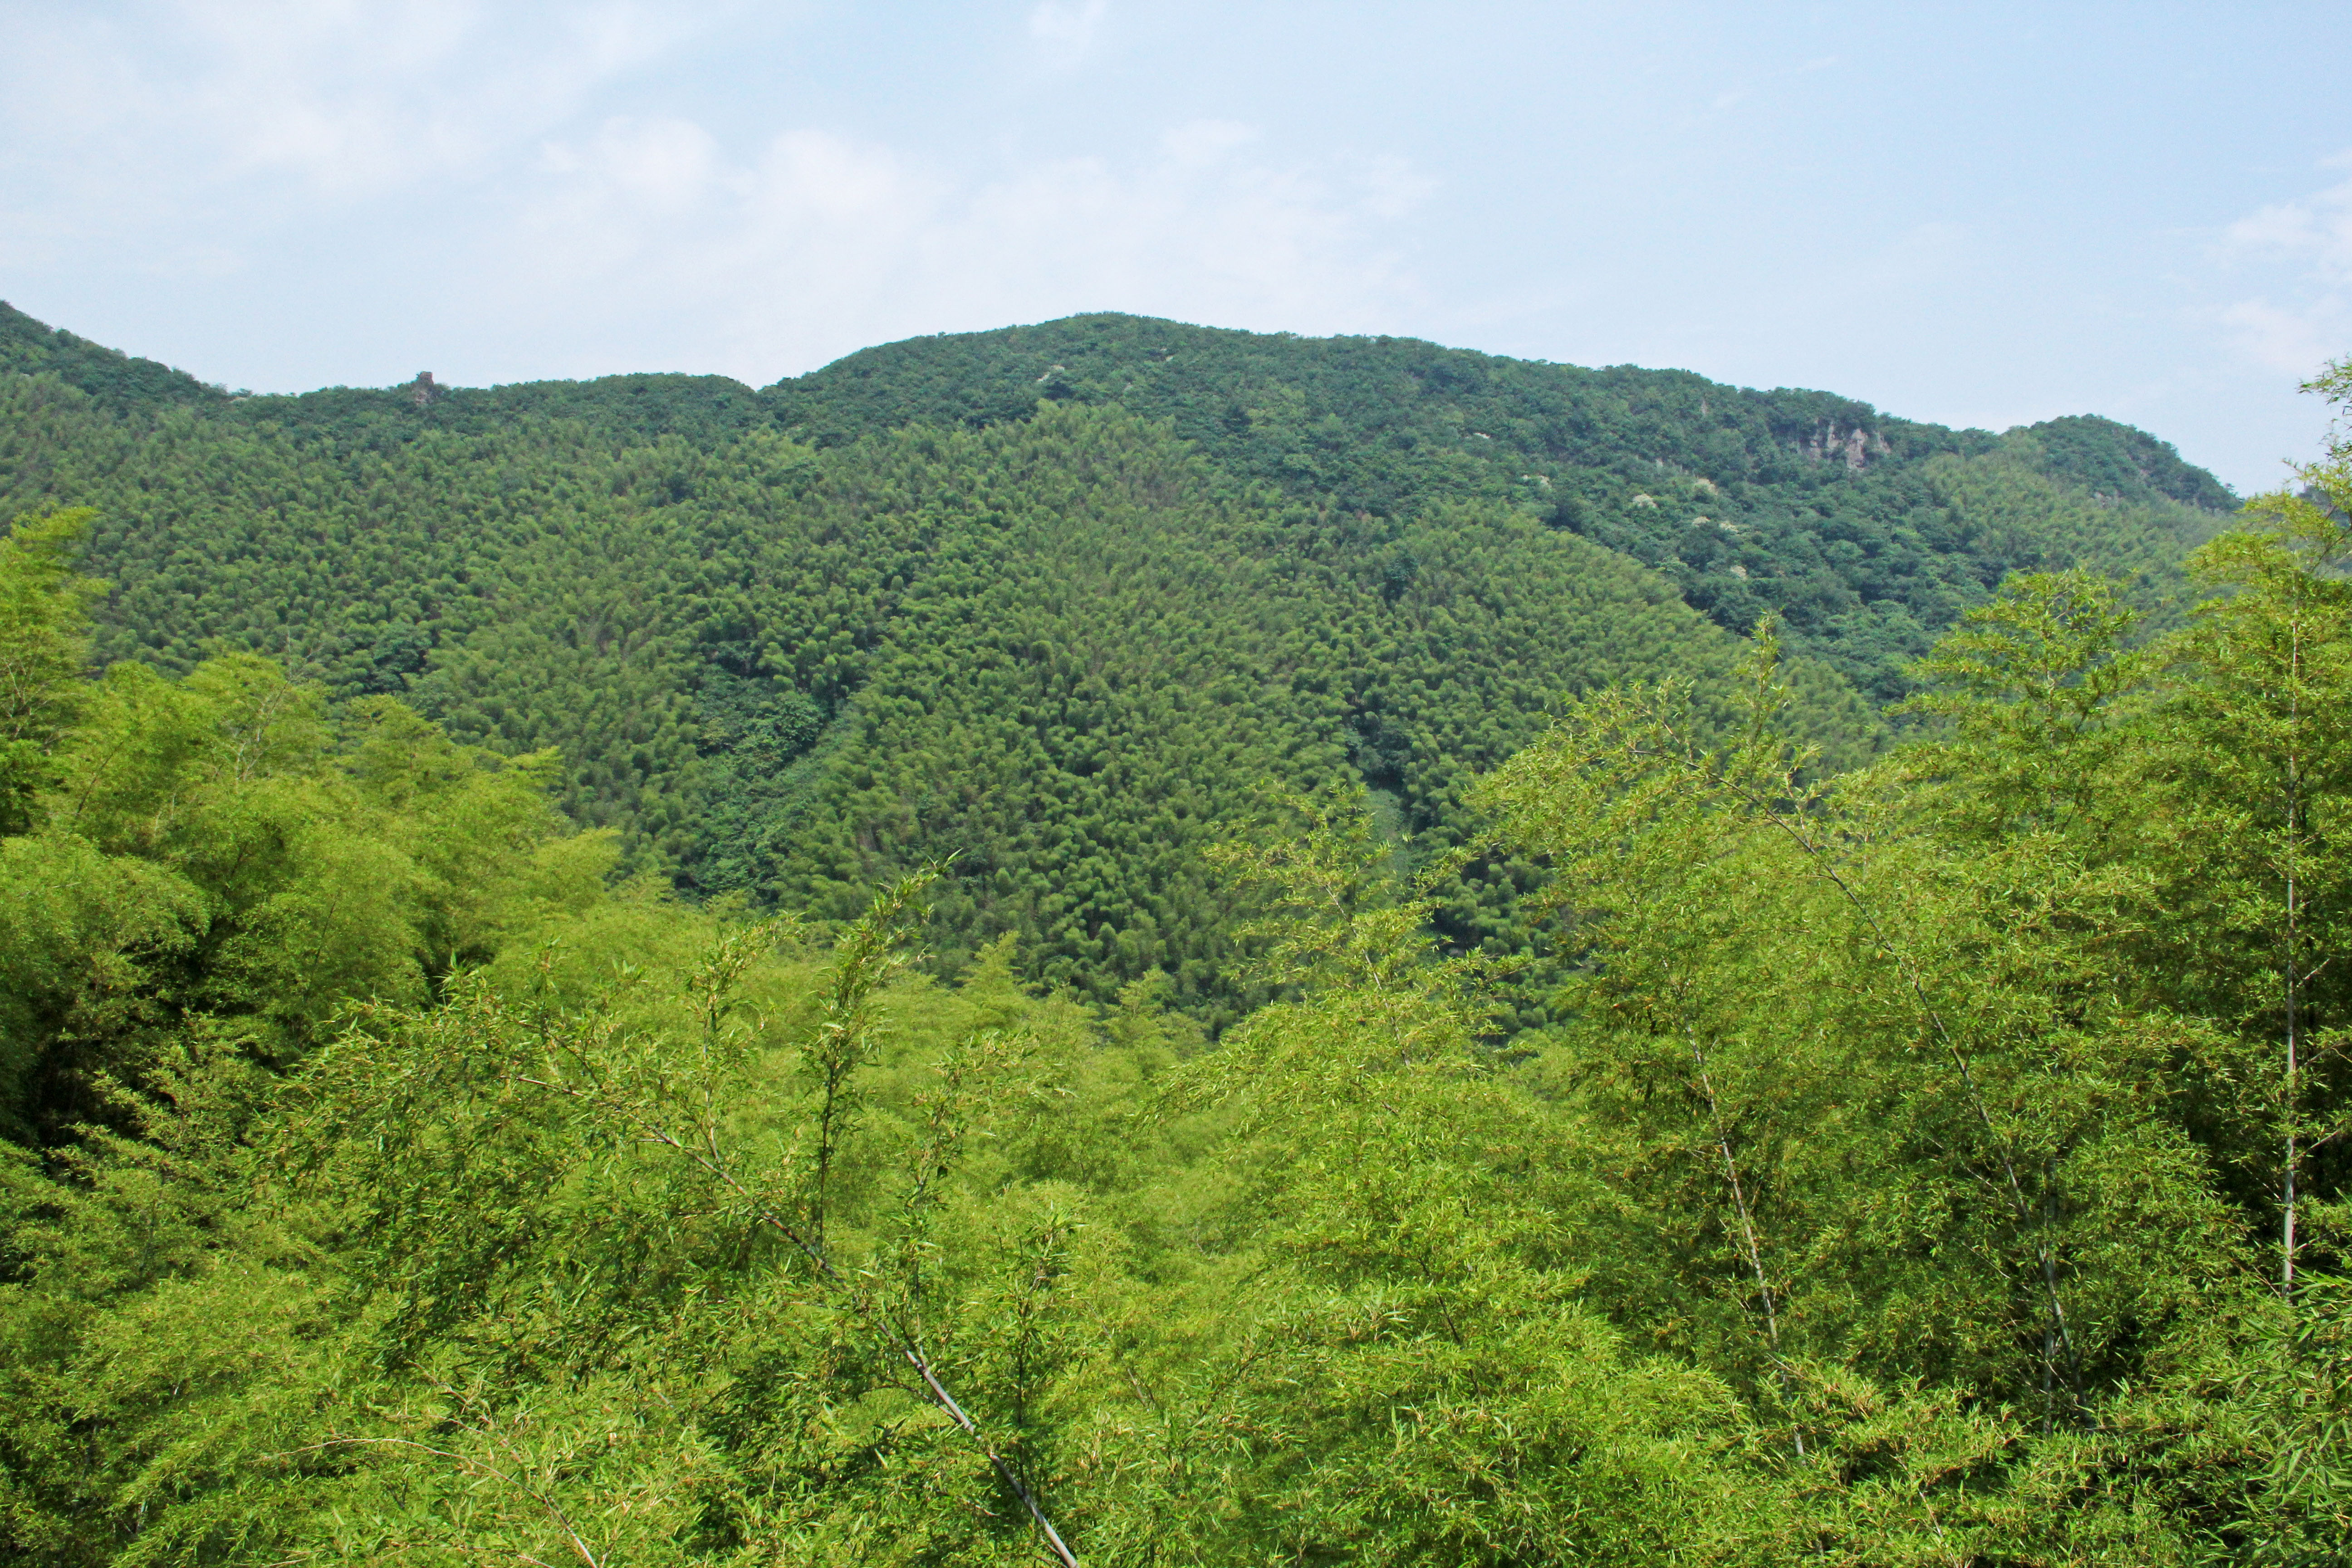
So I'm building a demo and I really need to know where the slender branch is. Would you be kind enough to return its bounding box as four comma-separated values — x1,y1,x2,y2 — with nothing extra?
509,1070,1082,1568
1624,735,2088,1402
272,1436,601,1568
1686,1026,1803,1457
2283,611,2304,1298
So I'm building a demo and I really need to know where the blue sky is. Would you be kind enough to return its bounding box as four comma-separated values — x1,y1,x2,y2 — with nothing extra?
3,1,2348,491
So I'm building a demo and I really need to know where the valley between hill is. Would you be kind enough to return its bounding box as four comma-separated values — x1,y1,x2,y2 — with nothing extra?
7,304,2342,1568
0,303,2230,1010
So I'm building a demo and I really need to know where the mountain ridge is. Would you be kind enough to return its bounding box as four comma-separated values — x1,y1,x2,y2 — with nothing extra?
0,299,2237,1005
3,299,2236,510
1,300,2237,701
7,306,2350,1568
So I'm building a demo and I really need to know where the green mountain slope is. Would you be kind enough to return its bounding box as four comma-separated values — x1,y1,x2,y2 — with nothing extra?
5,321,2348,1568
684,406,1868,1012
7,301,2231,700
765,314,2234,697
0,302,2231,1005
0,301,229,416
0,364,1866,1012
6,300,2236,689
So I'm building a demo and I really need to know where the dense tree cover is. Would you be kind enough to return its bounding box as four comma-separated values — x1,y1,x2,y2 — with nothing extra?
0,362,1870,1014
767,314,2232,695
0,302,2236,1005
0,306,228,419
6,302,2230,706
2,371,2350,1562
685,407,1872,1019
0,372,740,859
0,511,613,1150
2024,413,2239,510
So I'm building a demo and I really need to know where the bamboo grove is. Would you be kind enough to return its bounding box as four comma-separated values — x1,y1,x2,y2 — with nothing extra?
1,309,2348,1563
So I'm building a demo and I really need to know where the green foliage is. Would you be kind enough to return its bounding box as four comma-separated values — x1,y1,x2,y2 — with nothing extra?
0,304,227,417
768,313,2231,698
0,509,108,830
2020,412,2241,511
1477,652,2245,1438
0,361,1879,1013
0,629,608,1145
6,310,2345,1567
0,303,2234,1014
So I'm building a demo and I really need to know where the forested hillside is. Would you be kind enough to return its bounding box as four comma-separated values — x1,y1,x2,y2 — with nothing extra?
774,315,2233,695
5,304,2234,707
2,354,2349,1559
0,302,2232,1013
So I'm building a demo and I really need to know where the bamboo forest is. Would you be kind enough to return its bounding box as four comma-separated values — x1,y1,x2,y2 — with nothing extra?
1,300,2347,1565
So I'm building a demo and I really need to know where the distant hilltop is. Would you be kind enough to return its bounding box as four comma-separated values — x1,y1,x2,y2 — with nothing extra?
3,298,2236,717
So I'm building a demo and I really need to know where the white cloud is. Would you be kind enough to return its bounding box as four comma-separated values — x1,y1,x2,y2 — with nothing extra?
495,115,1431,381
2220,298,2339,379
2224,159,2352,281
0,0,1424,388
1028,0,1107,66
0,0,708,261
2215,155,2352,376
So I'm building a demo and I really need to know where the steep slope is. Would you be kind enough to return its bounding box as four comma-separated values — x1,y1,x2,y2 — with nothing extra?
0,301,229,416
0,303,2232,1005
5,303,2233,700
766,314,2236,695
684,406,1868,1013
0,367,1865,1010
7,331,2347,1568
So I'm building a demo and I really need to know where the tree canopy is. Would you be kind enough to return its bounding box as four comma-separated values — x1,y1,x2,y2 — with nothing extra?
1,309,2338,1567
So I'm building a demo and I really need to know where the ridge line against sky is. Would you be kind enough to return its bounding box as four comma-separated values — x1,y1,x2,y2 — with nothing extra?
2,0,2348,491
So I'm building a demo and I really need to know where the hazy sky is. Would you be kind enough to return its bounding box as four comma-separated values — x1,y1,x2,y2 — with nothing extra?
4,1,2348,491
